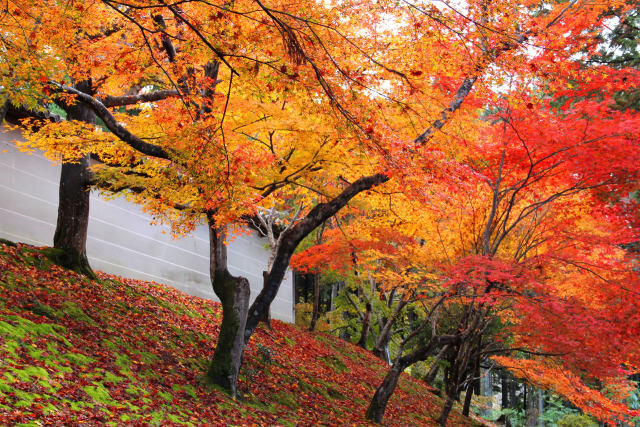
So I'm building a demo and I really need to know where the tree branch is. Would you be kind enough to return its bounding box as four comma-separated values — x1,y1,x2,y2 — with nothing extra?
52,83,170,159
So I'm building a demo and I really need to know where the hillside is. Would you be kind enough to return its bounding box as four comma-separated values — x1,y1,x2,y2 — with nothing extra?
0,242,482,426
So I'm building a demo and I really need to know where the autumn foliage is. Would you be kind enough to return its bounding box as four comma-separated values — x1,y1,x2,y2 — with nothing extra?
2,0,640,424
0,243,483,426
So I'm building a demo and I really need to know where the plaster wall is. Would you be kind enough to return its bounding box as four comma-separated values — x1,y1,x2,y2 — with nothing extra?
0,126,294,322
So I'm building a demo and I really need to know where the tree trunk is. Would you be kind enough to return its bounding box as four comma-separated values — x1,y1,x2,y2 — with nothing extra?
437,354,459,426
207,270,250,397
501,370,512,427
357,300,372,349
525,386,542,427
425,345,450,386
437,394,456,427
260,272,272,329
49,81,96,278
372,298,407,364
480,367,493,416
309,274,321,332
462,375,475,416
206,218,250,398
372,335,391,364
365,360,406,423
462,353,481,416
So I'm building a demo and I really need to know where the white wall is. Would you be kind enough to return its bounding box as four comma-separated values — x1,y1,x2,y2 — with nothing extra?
0,126,294,322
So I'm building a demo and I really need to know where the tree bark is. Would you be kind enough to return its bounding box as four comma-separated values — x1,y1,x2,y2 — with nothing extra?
462,375,475,416
206,216,250,398
525,386,542,427
49,81,96,278
366,334,459,423
425,344,450,385
437,394,456,427
357,300,372,349
365,360,406,423
50,155,95,278
372,334,391,364
437,354,460,426
309,274,321,332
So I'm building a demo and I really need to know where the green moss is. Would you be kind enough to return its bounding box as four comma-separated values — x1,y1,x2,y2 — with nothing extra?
158,390,173,403
0,238,16,247
273,391,299,408
58,301,97,326
43,359,73,374
125,384,148,396
319,355,348,373
24,299,57,320
41,247,96,279
131,349,160,364
64,352,96,365
172,383,198,399
115,353,131,369
0,315,70,346
3,340,20,357
299,378,346,401
10,366,50,382
83,382,119,406
104,371,125,384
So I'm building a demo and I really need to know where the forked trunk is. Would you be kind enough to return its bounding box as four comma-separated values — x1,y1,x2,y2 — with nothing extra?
206,217,250,398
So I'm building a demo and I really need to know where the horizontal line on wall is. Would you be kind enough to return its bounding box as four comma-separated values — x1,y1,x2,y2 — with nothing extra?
0,229,48,246
0,184,58,208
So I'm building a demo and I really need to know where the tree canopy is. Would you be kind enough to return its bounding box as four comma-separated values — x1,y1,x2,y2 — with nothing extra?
2,0,640,424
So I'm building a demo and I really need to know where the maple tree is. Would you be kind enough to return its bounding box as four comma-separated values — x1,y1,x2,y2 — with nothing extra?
3,2,640,426
0,1,181,276
2,0,410,397
287,0,640,423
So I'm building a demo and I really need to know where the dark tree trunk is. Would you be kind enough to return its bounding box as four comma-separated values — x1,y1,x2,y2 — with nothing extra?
206,217,250,398
425,345,450,386
260,273,272,329
0,99,9,123
309,275,321,332
49,81,96,278
365,360,406,423
365,334,458,423
462,353,481,416
372,298,407,364
437,394,456,427
372,334,390,364
243,173,389,345
357,300,372,349
437,354,459,426
462,371,476,416
49,155,95,278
